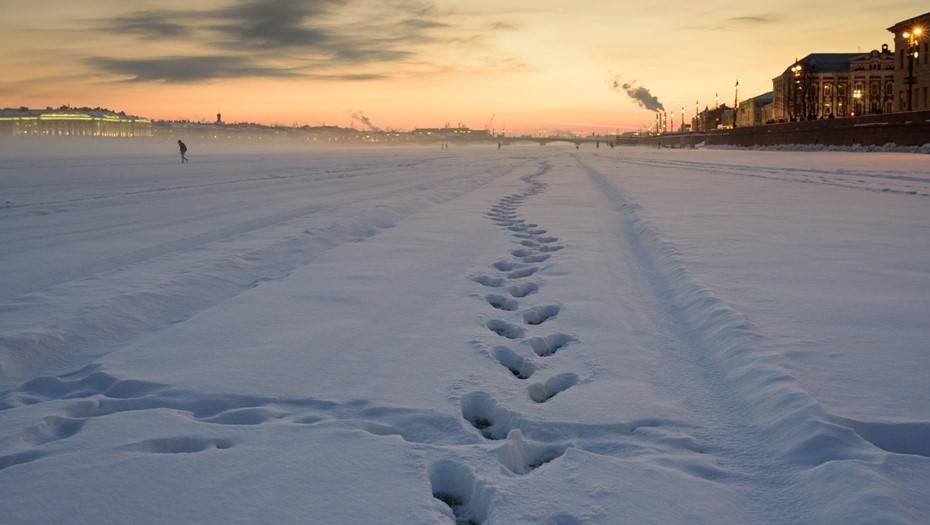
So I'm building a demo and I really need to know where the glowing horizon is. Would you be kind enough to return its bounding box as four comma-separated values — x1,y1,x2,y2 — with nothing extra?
0,1,920,134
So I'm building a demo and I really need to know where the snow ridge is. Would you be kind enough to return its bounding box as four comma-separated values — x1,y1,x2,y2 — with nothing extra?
617,155,930,197
579,156,922,524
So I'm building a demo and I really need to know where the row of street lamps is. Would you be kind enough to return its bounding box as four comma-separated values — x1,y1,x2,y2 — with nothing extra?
655,23,924,133
653,93,733,134
653,107,689,134
654,79,744,134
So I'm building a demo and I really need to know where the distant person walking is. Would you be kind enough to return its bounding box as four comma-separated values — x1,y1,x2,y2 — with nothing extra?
178,140,189,164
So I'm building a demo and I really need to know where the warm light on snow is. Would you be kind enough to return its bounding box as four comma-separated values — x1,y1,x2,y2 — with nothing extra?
0,142,928,523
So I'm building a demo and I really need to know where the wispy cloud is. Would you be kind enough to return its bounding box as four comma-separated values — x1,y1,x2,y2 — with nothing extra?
728,14,779,24
488,21,519,31
102,11,194,39
206,0,342,50
89,0,518,82
85,56,301,82
680,12,780,32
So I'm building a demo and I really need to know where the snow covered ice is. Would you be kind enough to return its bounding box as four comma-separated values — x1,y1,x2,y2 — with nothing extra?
0,142,928,524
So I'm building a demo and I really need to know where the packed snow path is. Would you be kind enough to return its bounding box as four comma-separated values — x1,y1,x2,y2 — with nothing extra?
0,145,928,524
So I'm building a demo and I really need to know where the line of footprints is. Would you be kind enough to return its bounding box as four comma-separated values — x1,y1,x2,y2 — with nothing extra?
430,169,716,524
0,166,705,525
477,170,576,404
432,165,587,525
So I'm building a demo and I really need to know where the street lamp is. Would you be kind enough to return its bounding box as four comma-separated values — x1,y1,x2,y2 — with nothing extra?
903,26,924,111
852,88,863,116
694,100,700,132
733,79,740,128
790,60,809,119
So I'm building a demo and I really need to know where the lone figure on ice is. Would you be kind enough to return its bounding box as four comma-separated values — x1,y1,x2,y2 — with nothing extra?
178,140,189,164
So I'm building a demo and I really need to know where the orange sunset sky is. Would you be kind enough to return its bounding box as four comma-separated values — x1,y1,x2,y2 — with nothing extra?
0,0,921,133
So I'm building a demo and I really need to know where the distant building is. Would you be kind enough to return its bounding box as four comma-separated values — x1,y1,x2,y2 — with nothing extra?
0,107,152,137
772,48,895,121
737,92,774,127
888,11,930,112
692,104,734,132
411,127,493,142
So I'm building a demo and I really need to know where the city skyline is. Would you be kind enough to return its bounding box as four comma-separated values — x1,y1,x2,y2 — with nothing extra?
0,0,921,133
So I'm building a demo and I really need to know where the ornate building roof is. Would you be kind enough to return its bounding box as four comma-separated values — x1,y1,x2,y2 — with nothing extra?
780,53,862,75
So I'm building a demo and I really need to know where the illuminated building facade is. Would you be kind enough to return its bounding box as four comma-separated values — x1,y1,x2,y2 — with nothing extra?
691,105,735,132
737,92,774,127
411,127,494,142
772,48,895,122
0,107,152,137
889,12,930,112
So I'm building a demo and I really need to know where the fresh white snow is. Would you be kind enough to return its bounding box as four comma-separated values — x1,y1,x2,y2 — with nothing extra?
0,142,928,524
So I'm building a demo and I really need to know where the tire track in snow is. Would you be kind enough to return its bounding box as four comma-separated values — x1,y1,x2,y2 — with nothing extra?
0,162,442,243
0,154,463,212
6,165,513,299
578,155,926,524
0,158,532,385
615,156,930,197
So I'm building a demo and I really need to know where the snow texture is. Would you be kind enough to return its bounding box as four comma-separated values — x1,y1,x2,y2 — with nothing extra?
0,142,928,524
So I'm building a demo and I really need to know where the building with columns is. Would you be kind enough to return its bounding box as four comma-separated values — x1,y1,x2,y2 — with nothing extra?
0,107,152,137
772,47,895,122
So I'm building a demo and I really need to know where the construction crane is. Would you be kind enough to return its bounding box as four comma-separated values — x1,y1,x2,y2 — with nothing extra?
485,113,496,132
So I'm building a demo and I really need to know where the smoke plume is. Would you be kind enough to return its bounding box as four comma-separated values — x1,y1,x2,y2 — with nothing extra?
612,78,664,112
350,111,380,131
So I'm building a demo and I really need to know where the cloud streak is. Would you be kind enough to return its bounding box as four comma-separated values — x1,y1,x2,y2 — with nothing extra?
90,0,516,82
104,11,193,39
728,14,779,24
680,12,780,32
207,0,340,50
85,56,300,82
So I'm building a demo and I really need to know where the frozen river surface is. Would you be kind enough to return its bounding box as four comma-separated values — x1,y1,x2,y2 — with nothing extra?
1,144,928,524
